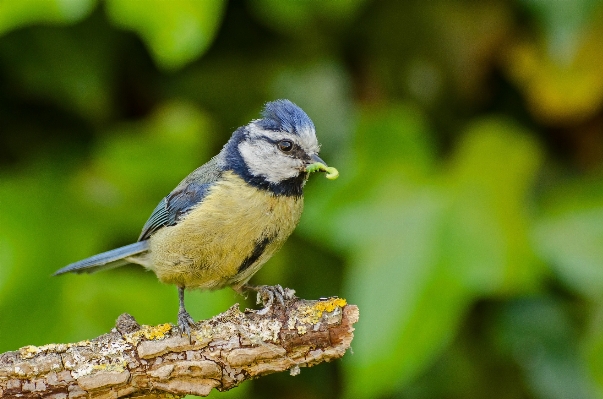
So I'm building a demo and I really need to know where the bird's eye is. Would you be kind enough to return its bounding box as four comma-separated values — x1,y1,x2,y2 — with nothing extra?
278,140,293,152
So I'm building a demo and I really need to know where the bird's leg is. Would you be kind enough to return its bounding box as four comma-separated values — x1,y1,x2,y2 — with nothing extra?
177,286,195,335
240,284,296,315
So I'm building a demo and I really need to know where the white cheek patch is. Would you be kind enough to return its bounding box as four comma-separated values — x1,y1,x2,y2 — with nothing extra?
238,140,303,183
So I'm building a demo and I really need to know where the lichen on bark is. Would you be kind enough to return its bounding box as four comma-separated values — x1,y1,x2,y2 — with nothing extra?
0,293,358,398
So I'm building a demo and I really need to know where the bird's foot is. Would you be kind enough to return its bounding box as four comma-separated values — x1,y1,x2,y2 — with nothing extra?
177,308,195,336
242,284,296,315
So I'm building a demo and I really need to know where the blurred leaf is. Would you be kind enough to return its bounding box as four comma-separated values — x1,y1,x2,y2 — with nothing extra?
0,0,96,36
491,298,597,399
73,100,214,231
538,174,603,215
0,21,116,122
504,11,603,125
533,177,603,298
105,0,226,70
584,302,603,397
300,103,436,247
354,105,436,179
0,162,90,350
427,1,512,102
335,112,544,398
360,1,512,107
340,182,469,398
518,0,603,63
301,105,445,398
445,118,544,294
535,212,603,296
248,0,366,35
0,235,13,304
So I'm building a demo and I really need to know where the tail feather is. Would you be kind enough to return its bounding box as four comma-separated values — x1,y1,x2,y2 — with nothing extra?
54,241,149,275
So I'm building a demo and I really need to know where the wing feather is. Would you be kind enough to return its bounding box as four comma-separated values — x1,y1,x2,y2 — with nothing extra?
138,157,223,241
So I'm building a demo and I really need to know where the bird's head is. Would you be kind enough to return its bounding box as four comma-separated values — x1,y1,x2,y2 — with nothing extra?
224,100,337,196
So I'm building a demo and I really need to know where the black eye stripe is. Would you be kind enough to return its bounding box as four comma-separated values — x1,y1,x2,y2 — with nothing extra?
256,135,309,160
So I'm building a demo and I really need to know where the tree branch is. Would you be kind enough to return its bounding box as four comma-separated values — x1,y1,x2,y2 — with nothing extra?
0,292,358,398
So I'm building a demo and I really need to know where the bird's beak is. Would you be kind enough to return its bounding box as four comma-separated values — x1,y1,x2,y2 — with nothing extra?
305,154,339,180
310,153,328,167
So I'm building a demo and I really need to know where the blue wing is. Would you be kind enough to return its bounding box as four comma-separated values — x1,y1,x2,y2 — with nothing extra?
138,181,213,241
138,155,223,241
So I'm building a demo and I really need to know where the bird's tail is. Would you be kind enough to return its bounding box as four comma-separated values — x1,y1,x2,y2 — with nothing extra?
53,241,149,275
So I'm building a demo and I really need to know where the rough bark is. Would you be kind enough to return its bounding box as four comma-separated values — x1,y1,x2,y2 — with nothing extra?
0,293,358,398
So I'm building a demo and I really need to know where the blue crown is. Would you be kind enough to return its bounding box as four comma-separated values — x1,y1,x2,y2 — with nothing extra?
258,99,315,134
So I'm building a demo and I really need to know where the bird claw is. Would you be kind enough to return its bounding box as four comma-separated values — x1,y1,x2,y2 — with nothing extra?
243,284,296,315
178,308,195,336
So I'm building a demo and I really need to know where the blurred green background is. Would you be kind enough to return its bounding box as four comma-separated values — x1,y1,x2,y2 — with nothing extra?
1,0,603,398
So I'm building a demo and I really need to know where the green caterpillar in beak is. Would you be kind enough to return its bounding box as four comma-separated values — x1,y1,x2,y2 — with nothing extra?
306,162,339,180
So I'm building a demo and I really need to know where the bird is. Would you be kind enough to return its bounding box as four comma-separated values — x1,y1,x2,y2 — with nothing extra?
54,99,338,334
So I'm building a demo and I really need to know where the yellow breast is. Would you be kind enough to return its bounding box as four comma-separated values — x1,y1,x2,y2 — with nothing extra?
147,171,303,290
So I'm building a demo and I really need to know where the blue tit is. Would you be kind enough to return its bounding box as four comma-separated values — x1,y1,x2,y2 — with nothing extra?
54,99,338,334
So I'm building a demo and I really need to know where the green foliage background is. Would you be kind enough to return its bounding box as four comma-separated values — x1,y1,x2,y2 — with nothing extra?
1,1,603,398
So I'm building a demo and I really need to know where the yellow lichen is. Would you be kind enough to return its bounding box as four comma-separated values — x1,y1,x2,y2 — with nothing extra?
125,323,172,344
313,298,347,314
19,345,40,359
92,361,127,373
289,298,347,331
